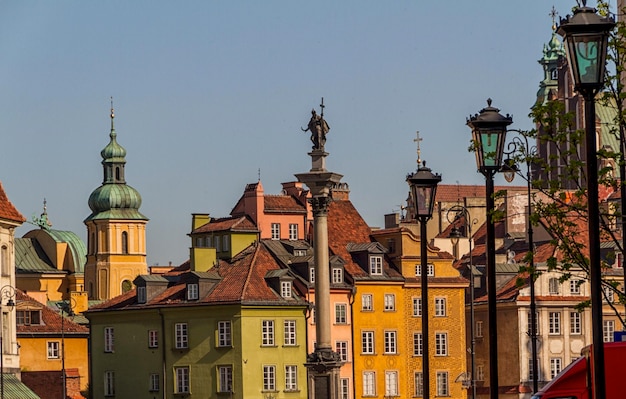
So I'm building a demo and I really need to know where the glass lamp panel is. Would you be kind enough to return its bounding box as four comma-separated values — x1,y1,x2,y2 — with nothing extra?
478,128,505,168
414,186,433,217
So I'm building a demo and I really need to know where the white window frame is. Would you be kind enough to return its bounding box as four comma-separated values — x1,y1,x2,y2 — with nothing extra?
384,370,399,397
436,371,449,396
414,372,423,397
570,279,581,295
413,332,422,356
435,332,448,356
363,371,376,397
263,365,276,391
435,297,446,317
529,358,541,381
476,365,484,381
475,320,483,338
369,256,383,275
104,327,114,353
149,373,160,392
218,321,232,347
281,281,292,298
570,312,582,335
384,330,397,354
148,330,158,348
550,357,562,379
187,283,199,300
528,311,539,335
362,294,373,311
335,303,347,324
340,378,350,399
309,267,315,283
332,268,343,284
262,320,275,346
47,341,60,359
548,277,560,294
415,263,434,277
271,223,281,240
336,341,349,362
175,323,188,349
289,223,298,240
549,312,561,335
604,319,615,342
603,285,615,303
384,294,395,311
284,320,296,346
285,365,298,391
218,365,232,393
104,370,115,396
362,331,374,354
412,297,422,317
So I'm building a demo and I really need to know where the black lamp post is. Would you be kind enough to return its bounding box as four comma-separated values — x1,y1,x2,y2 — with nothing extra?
57,299,76,399
467,99,512,399
557,3,615,399
502,133,539,394
407,161,441,399
0,285,15,399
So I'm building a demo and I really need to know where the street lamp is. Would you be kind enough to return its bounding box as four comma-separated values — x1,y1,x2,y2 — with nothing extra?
407,161,441,399
0,285,15,399
57,299,76,399
502,132,539,394
557,3,615,399
447,206,477,399
467,99,512,399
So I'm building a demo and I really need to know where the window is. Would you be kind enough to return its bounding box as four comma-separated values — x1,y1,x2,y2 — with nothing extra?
475,321,483,338
570,279,581,295
215,236,221,252
1,246,8,276
528,311,539,335
336,341,349,361
289,224,298,240
104,371,115,396
271,223,281,240
47,341,60,359
548,277,560,294
340,378,349,399
294,249,307,256
218,321,232,347
362,294,373,311
175,323,188,349
285,365,298,391
332,268,343,284
121,231,128,254
385,371,398,396
196,237,202,247
175,366,190,393
436,371,449,396
222,235,230,251
187,283,199,300
529,358,541,381
335,303,347,324
384,331,397,354
550,358,562,379
570,312,582,335
137,286,147,303
549,312,561,335
384,294,395,311
387,238,396,254
205,236,212,247
16,310,41,326
218,366,233,393
284,320,296,346
281,281,292,298
476,365,485,381
413,332,423,356
603,285,615,303
149,373,160,392
412,298,422,317
414,372,423,397
362,331,374,354
363,371,376,396
369,256,383,275
148,330,158,348
435,297,446,317
415,263,434,277
435,332,448,356
309,267,315,283
604,320,615,342
104,327,114,353
263,365,276,391
262,320,275,346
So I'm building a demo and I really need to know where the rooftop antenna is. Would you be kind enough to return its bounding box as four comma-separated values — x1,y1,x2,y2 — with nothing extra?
413,131,423,166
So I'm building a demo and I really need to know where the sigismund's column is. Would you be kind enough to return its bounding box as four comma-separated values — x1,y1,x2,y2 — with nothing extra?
296,100,343,399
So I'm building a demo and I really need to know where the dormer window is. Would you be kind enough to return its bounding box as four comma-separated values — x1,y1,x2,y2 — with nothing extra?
294,249,307,257
281,281,292,298
16,310,41,326
415,264,434,277
187,283,199,300
137,286,147,303
369,255,383,275
332,268,343,284
309,268,315,283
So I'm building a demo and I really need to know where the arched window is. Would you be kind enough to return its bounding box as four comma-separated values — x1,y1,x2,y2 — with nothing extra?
121,280,132,293
121,232,129,254
115,166,121,181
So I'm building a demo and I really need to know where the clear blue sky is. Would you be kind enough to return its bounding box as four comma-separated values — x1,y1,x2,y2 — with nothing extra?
0,1,578,266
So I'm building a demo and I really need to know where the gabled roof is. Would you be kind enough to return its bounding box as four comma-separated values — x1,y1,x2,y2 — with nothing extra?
0,182,24,224
191,215,258,234
16,290,89,335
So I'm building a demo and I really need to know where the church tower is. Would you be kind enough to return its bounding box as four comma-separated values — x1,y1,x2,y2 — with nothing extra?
84,105,148,300
536,8,566,105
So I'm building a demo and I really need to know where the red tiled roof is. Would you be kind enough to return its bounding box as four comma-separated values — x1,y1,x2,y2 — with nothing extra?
0,182,25,223
192,216,258,234
435,184,525,203
264,195,306,213
16,290,88,334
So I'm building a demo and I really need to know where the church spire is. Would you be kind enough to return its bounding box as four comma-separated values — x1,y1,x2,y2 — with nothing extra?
536,6,566,105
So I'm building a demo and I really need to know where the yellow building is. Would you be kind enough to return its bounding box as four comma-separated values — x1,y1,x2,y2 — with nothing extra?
84,107,148,300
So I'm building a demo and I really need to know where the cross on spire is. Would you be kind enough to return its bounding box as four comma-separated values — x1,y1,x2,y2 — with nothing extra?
550,6,558,31
414,131,423,166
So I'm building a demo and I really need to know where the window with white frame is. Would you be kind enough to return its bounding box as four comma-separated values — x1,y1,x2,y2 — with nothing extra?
137,286,147,303
412,298,422,317
362,331,374,354
529,358,541,381
550,358,562,379
413,332,422,356
262,320,275,346
285,365,298,391
218,365,232,393
528,311,539,335
148,330,158,348
363,371,376,396
570,312,582,335
603,285,615,303
332,268,343,284
436,371,449,396
187,283,199,300
218,321,232,347
384,330,397,354
47,341,59,359
104,371,115,396
476,365,485,381
362,294,373,311
149,373,160,392
281,281,292,298
289,224,298,240
435,297,446,317
336,341,349,361
570,279,581,295
549,312,561,335
309,267,315,283
104,327,114,353
415,263,434,277
475,320,483,337
340,378,349,399
284,320,296,346
435,332,448,356
385,371,398,396
604,320,615,342
414,372,423,397
335,303,347,324
271,223,281,240
175,323,188,349
548,277,560,294
263,365,276,391
369,256,383,275
383,294,395,311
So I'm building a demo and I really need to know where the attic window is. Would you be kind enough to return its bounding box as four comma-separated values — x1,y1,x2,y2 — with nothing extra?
294,249,307,257
415,264,434,277
281,281,292,298
137,286,147,304
16,310,41,326
332,268,343,284
187,283,199,301
369,256,383,275
309,268,315,283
